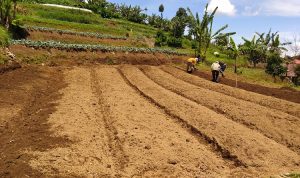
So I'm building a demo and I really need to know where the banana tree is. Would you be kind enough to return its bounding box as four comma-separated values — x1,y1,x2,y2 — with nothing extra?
256,29,290,54
229,37,239,73
229,37,239,87
187,4,235,61
0,0,12,28
240,35,266,67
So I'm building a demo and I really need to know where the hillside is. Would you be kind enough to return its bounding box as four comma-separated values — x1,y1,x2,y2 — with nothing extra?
1,1,300,177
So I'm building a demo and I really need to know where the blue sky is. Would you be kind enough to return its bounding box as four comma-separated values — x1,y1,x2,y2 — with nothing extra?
108,0,300,55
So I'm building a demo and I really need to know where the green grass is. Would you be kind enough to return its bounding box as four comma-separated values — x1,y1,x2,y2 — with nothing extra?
194,62,300,90
21,0,80,6
0,27,9,47
0,27,10,64
18,3,157,38
271,173,300,178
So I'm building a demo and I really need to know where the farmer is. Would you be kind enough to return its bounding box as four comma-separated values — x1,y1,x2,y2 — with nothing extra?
186,55,201,73
219,61,227,77
211,61,221,82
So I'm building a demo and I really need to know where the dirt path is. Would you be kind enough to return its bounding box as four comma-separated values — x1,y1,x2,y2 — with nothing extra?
174,66,300,103
142,66,300,154
162,65,300,117
120,65,300,176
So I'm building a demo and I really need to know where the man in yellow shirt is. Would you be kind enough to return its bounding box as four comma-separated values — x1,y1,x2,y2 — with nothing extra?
186,55,201,73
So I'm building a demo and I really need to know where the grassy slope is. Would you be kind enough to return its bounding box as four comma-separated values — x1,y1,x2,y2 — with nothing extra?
192,63,299,90
18,3,157,38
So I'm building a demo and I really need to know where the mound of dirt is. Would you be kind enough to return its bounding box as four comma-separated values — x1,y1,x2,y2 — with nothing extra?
0,61,21,74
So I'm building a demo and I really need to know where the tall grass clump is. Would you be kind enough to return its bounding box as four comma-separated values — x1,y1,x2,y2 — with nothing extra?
0,27,9,47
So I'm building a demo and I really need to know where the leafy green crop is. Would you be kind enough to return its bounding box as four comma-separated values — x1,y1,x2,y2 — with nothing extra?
25,26,127,40
11,39,188,56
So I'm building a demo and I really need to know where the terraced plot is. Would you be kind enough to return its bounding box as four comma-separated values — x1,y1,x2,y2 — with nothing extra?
1,65,299,177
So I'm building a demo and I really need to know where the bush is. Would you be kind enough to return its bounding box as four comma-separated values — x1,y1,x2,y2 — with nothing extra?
265,52,287,81
9,20,29,39
154,30,167,47
167,36,182,48
0,27,9,47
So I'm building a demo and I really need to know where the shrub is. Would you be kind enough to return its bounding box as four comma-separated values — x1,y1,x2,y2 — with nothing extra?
167,36,182,48
0,27,9,47
10,20,29,39
265,52,287,81
154,30,167,47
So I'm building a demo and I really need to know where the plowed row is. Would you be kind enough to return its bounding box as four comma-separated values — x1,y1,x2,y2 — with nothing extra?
1,65,299,177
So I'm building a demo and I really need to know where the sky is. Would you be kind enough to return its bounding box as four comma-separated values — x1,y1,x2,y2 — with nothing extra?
108,0,300,56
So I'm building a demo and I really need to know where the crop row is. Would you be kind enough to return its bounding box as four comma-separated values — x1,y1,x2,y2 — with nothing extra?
11,39,188,56
24,26,127,40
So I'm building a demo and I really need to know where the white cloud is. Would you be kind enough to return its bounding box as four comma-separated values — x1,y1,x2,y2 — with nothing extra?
280,32,300,56
207,0,236,16
263,0,300,16
242,6,261,16
238,0,300,16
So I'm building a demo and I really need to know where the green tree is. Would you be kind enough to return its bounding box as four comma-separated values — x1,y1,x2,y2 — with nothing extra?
154,30,167,47
159,4,164,19
215,33,229,48
148,14,160,27
228,37,239,73
187,4,235,61
0,0,13,28
265,52,287,82
241,30,290,68
239,36,265,67
170,8,187,38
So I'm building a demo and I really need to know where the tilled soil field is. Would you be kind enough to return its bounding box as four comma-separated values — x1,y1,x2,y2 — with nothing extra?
0,64,299,177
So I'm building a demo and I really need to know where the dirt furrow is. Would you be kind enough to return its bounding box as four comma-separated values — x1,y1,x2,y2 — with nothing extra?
91,68,128,177
161,65,300,118
26,67,114,177
142,66,300,154
94,66,236,177
120,65,300,177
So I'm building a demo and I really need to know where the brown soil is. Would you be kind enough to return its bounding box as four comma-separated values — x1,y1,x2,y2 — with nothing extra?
0,66,71,177
0,64,299,177
0,61,21,74
161,66,300,118
175,66,300,103
120,65,300,176
10,45,185,66
141,65,300,154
